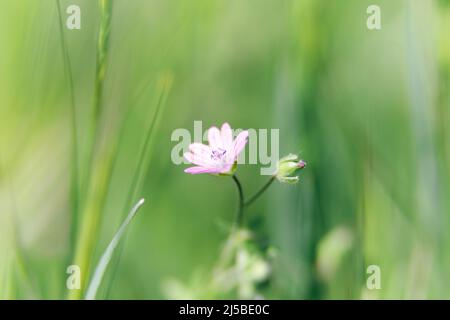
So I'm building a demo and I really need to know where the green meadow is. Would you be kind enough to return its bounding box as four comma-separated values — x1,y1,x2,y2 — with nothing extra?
0,0,449,299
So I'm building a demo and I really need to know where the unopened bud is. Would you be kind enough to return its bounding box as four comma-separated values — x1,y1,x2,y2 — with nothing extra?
275,154,306,184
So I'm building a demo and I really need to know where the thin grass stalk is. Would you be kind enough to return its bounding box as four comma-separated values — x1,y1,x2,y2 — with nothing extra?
68,143,116,299
67,0,113,300
128,74,173,203
92,0,113,123
55,0,80,266
104,73,173,298
82,0,113,195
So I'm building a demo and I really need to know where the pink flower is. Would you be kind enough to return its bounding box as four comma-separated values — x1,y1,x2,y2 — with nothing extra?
184,123,249,175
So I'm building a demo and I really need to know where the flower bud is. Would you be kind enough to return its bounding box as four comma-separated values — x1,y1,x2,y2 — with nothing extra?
275,154,306,184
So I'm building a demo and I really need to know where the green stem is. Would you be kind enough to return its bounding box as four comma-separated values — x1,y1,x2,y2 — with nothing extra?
232,175,245,227
244,176,275,207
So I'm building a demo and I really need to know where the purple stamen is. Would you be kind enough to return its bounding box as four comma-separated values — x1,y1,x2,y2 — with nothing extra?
211,148,227,161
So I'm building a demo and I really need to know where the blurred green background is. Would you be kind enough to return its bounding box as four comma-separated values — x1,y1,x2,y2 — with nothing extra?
0,0,449,299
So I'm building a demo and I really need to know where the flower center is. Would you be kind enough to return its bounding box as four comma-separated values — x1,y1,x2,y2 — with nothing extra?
211,148,227,161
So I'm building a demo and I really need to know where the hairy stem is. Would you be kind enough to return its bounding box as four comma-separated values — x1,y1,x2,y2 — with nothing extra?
244,176,275,207
232,175,245,227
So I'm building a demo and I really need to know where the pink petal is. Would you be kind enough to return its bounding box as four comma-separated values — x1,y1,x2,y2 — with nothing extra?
233,130,249,157
184,166,222,174
184,152,216,168
221,123,233,151
189,143,211,156
208,126,223,149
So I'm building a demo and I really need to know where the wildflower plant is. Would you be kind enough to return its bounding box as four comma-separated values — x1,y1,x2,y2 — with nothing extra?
184,122,306,226
178,122,306,298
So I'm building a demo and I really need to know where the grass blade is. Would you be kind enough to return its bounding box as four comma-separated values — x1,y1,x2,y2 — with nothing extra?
85,198,145,300
55,0,80,267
